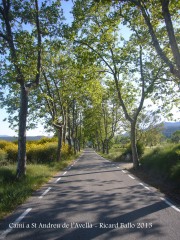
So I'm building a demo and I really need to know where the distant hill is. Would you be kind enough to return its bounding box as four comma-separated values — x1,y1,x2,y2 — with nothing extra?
162,122,180,137
0,136,45,142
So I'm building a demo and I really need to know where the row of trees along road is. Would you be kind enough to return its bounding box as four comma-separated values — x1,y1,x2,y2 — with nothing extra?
0,0,179,178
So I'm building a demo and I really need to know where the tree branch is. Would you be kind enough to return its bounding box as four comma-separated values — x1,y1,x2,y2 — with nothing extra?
135,45,145,119
34,0,42,86
0,32,8,41
74,40,115,75
1,0,24,84
127,0,180,79
161,0,180,72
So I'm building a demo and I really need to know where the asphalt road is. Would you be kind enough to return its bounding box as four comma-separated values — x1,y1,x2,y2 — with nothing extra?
0,148,180,240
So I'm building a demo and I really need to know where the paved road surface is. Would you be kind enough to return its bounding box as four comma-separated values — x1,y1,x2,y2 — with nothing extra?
0,149,180,240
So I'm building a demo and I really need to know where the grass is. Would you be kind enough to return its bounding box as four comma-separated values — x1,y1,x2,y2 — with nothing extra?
99,147,125,161
103,143,180,183
0,153,80,220
140,143,180,183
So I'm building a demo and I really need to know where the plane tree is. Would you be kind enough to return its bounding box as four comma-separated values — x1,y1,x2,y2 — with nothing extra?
129,0,180,85
98,0,180,87
100,90,121,154
82,84,123,154
35,41,104,157
0,0,63,177
71,0,176,168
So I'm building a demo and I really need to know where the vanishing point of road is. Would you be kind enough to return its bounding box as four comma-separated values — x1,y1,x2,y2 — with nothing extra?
0,148,180,240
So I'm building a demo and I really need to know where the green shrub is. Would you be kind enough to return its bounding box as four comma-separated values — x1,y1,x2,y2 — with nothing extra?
0,166,16,184
140,143,180,182
123,141,145,158
0,149,8,165
171,163,180,182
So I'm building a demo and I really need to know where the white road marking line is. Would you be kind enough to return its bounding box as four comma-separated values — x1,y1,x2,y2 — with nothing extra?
55,177,61,183
117,167,120,169
160,197,180,213
63,171,67,175
139,182,151,192
122,170,127,173
38,187,51,199
0,208,32,239
128,174,135,179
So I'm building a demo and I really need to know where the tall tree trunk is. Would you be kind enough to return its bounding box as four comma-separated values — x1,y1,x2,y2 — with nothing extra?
98,141,100,152
78,139,81,152
57,127,62,162
77,139,80,152
106,140,109,154
161,0,180,74
102,141,105,154
73,138,77,155
63,124,66,144
67,107,72,150
67,136,72,149
131,121,139,169
16,85,28,178
62,111,67,144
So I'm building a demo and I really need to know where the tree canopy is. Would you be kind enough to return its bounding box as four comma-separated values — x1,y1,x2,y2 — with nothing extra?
0,0,179,173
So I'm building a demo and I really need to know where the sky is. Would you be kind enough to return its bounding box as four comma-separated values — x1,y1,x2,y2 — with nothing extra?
0,0,179,137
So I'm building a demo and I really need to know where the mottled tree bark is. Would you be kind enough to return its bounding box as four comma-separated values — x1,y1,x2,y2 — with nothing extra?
57,127,62,162
130,121,139,169
16,85,29,178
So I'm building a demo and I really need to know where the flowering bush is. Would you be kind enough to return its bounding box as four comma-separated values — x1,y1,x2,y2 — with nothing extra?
26,142,57,163
5,144,18,163
0,140,73,164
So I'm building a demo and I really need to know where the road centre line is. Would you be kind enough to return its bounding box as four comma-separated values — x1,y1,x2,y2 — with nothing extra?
122,170,127,173
160,197,180,213
38,187,52,199
63,171,67,176
0,208,32,239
